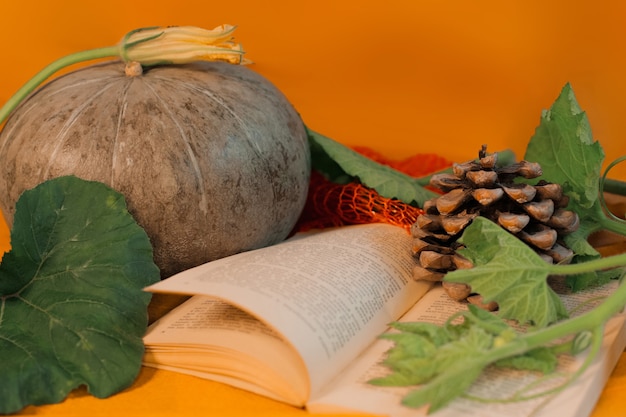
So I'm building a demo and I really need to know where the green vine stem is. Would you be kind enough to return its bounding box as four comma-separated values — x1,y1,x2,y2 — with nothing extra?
603,178,626,196
522,283,625,352
0,47,119,126
463,325,604,405
0,25,245,127
597,212,626,236
477,275,626,376
550,252,626,275
463,255,626,372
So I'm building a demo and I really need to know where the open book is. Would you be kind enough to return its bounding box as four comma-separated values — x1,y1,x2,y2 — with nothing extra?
143,223,626,417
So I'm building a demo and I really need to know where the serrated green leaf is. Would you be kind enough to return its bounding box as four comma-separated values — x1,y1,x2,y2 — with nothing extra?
446,217,568,327
522,83,620,292
400,358,485,413
369,369,418,387
307,128,439,206
562,222,606,290
494,346,558,373
373,323,492,399
389,321,453,346
373,301,570,413
465,303,512,336
380,332,438,363
566,268,621,292
524,83,604,210
564,225,601,259
398,325,495,413
0,176,160,414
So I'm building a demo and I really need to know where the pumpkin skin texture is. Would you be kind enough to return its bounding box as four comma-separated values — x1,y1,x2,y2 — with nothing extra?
0,60,311,278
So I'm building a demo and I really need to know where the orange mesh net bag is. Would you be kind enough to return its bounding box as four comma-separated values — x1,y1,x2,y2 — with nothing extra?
295,147,452,232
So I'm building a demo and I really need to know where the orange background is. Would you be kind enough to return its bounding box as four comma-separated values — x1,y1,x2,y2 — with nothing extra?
1,1,625,177
1,1,626,416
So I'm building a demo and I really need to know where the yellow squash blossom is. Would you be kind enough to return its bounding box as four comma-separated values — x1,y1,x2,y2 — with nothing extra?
119,24,247,66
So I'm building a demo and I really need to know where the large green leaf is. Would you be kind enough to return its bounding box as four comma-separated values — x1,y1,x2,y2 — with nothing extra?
0,176,160,414
445,217,568,327
524,83,609,289
524,82,604,211
307,128,440,206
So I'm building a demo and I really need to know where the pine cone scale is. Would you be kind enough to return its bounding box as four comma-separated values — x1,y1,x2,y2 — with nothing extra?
410,145,580,310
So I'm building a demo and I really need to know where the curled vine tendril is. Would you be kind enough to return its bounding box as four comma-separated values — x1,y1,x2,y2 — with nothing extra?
599,155,626,222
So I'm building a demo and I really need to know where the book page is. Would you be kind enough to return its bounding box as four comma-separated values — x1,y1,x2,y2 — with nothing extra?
143,296,308,406
145,223,433,400
307,281,626,417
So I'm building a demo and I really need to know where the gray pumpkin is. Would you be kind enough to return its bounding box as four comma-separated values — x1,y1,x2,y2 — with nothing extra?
0,60,311,278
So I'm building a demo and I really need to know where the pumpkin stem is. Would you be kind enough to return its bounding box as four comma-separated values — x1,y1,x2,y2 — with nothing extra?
125,61,144,77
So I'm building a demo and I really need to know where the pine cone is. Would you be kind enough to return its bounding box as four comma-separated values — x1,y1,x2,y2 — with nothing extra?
411,145,580,309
